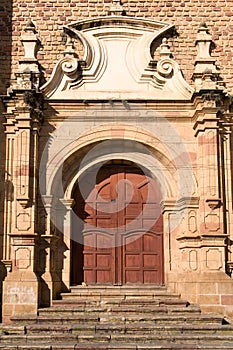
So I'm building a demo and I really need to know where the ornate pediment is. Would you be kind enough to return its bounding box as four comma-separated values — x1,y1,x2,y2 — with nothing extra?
41,16,194,100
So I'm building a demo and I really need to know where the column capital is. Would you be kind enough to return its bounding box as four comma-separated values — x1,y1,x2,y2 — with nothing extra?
59,198,75,209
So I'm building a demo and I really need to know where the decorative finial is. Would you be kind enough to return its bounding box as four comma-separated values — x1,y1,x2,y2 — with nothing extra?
195,23,213,60
24,20,36,33
109,0,124,16
14,20,40,90
160,38,171,58
63,35,76,57
21,20,38,60
192,23,219,91
199,22,208,30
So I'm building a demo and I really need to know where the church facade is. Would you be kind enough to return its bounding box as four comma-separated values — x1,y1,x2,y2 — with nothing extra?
1,0,233,323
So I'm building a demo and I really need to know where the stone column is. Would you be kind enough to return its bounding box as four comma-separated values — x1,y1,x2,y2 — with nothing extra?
1,21,43,323
193,97,226,273
219,112,233,274
59,199,74,290
163,198,200,282
40,195,60,306
2,91,42,322
191,23,227,273
2,119,15,273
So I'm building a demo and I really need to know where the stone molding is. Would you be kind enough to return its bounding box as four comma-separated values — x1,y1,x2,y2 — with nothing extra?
41,16,194,100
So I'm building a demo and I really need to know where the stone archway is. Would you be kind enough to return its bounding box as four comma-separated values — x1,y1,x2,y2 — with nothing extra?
71,160,164,286
40,120,197,294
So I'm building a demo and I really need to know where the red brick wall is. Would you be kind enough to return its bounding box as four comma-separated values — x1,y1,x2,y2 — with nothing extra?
1,0,233,93
0,0,10,237
0,0,12,94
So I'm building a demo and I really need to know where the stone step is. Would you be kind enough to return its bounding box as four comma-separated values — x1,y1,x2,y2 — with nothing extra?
0,333,78,344
70,285,168,291
38,304,201,317
2,332,233,346
25,324,73,334
22,322,233,335
73,344,233,350
71,345,233,350
0,345,78,350
0,346,53,350
77,333,233,343
65,286,181,301
95,323,233,335
53,298,188,307
67,290,178,297
2,344,233,350
0,324,72,336
5,286,233,349
3,326,233,344
10,313,224,326
2,345,233,350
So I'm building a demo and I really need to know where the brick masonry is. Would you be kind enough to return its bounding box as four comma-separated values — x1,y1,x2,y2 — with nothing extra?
0,0,12,95
0,0,233,95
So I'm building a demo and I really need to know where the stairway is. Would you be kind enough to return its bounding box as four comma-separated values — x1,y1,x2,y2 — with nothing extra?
1,285,233,349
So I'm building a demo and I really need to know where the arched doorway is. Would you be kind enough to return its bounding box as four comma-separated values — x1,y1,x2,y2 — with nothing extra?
71,161,164,285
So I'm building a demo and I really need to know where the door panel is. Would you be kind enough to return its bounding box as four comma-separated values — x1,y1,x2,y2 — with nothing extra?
122,230,163,284
82,230,114,284
72,163,164,285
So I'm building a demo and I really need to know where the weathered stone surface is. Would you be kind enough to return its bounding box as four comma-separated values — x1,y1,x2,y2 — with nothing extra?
1,286,233,349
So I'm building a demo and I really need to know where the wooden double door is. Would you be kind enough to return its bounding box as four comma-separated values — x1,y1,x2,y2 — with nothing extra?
72,163,164,285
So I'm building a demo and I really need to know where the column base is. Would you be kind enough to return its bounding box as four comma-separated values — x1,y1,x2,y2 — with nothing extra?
167,271,233,321
2,271,39,324
40,271,61,307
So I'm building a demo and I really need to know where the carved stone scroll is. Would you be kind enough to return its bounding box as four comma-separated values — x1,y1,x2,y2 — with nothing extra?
41,17,194,100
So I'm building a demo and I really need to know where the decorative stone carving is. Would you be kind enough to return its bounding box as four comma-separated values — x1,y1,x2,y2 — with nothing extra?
159,38,172,58
192,23,223,91
206,199,221,209
188,210,197,233
204,211,220,232
16,130,30,208
12,20,41,92
63,35,76,57
1,20,43,322
189,250,198,271
193,93,225,238
206,248,223,270
15,247,31,270
16,212,31,231
41,17,194,100
2,260,12,273
108,0,124,16
21,21,38,61
227,261,233,276
23,90,43,112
